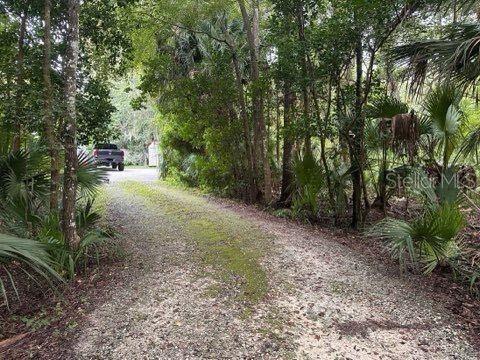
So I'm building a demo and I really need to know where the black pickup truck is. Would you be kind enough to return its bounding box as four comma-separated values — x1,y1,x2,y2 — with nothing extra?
93,143,125,171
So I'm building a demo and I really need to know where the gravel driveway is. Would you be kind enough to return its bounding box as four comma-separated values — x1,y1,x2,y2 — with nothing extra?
66,180,479,359
105,166,159,183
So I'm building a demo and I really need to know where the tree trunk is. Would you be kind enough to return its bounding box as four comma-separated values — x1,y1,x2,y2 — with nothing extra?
262,90,272,204
237,0,270,203
279,82,294,206
12,11,27,152
336,74,349,163
275,90,281,165
43,0,60,211
296,1,312,155
221,20,258,202
62,0,81,249
231,53,256,202
311,79,335,209
372,143,388,213
350,35,365,229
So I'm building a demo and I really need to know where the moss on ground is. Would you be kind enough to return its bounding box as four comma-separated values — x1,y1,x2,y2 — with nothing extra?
119,181,268,304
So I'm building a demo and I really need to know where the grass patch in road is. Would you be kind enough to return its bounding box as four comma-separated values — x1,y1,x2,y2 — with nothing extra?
93,187,108,216
120,181,268,304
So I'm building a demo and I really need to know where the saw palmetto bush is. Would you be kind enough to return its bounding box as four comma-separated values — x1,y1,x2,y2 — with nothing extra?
0,147,110,304
0,149,50,238
0,149,105,236
0,233,61,309
369,203,465,274
37,178,112,279
39,208,113,279
77,150,107,199
369,161,470,274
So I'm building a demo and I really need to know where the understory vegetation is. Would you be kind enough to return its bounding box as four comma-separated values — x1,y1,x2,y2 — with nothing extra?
125,1,480,294
0,0,132,313
0,148,112,308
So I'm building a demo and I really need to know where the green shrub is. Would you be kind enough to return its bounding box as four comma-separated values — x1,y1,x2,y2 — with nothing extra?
0,148,112,286
291,152,325,221
368,203,465,273
38,199,113,279
0,233,61,309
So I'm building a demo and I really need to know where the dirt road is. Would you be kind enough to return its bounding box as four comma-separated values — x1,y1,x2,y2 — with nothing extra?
105,166,159,183
67,180,477,359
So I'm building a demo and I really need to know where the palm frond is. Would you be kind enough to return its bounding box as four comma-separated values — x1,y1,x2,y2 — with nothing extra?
424,84,466,165
392,23,480,91
0,233,61,308
368,202,465,274
367,96,409,119
368,218,416,270
459,125,480,158
77,151,107,199
424,84,462,130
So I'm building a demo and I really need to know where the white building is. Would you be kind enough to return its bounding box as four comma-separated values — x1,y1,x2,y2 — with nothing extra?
148,141,159,167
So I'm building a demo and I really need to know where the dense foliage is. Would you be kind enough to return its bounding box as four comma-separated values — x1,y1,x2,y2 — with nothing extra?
0,0,133,307
125,0,480,293
1,0,480,307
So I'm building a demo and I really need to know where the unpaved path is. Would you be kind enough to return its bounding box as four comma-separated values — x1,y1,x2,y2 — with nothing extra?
105,166,158,183
71,181,477,359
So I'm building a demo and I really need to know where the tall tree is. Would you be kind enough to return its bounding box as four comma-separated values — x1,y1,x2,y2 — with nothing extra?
42,0,60,210
237,0,271,203
12,5,27,151
219,16,257,202
350,27,365,229
279,82,294,205
62,0,80,248
296,0,312,155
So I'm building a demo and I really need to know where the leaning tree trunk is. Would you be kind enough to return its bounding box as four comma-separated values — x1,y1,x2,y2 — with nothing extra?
62,0,81,249
43,0,60,211
12,11,27,152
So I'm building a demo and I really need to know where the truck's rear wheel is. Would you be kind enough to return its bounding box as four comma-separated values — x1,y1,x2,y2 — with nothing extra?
118,163,125,171
112,163,117,169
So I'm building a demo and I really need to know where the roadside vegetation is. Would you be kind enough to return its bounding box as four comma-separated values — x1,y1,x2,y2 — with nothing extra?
0,0,132,332
125,1,480,295
0,148,112,305
1,0,480,353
